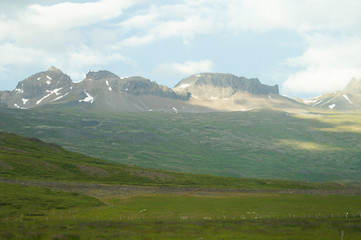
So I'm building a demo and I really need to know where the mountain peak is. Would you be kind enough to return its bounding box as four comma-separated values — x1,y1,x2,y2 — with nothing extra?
345,77,361,93
85,70,119,81
48,66,62,73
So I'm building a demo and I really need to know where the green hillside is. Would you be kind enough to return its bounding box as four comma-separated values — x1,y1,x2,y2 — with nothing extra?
1,130,360,240
1,106,361,183
0,131,347,190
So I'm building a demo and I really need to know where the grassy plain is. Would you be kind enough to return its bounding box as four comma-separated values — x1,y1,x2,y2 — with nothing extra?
1,182,361,239
0,106,361,183
0,129,360,239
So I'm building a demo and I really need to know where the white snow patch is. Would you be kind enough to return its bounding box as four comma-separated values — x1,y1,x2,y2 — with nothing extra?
149,109,153,112
178,83,191,89
36,88,63,105
46,80,51,85
15,88,24,94
268,95,273,101
21,98,29,104
14,103,26,109
314,100,323,106
106,80,109,86
70,86,73,90
46,75,52,80
37,77,41,81
50,92,69,102
120,76,129,79
172,107,178,113
195,74,201,77
108,87,112,91
208,96,217,100
125,88,128,91
79,91,94,103
342,95,353,104
328,104,336,109
303,99,318,103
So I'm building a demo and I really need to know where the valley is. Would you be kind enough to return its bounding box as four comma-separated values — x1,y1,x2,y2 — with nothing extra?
1,106,360,183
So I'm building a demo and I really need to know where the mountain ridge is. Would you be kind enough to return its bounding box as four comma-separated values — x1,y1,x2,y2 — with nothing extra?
0,67,303,112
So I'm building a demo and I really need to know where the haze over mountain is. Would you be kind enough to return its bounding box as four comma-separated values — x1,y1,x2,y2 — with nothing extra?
296,78,361,111
0,67,307,113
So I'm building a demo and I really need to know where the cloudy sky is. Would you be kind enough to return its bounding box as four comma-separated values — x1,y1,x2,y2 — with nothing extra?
1,0,361,97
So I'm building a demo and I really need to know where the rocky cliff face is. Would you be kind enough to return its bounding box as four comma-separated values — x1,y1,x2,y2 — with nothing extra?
173,73,279,99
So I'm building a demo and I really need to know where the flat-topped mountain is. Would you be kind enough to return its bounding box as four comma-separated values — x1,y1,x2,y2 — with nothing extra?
174,73,279,98
173,73,304,112
0,67,304,112
297,78,361,111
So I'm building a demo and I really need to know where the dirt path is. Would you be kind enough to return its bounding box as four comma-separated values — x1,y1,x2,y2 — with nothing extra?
1,178,360,197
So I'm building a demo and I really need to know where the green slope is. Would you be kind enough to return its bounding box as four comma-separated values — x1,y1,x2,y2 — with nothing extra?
0,131,345,190
1,106,361,183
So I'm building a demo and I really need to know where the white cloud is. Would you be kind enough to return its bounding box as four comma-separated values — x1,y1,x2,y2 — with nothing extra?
0,0,143,86
1,0,361,96
283,35,361,96
155,60,214,77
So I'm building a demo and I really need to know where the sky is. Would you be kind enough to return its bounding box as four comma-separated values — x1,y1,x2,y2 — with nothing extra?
1,0,361,98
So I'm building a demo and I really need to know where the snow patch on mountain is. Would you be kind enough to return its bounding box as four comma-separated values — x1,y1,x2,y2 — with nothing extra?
314,100,323,106
21,98,29,104
51,92,69,102
79,91,94,103
46,75,52,80
328,104,336,109
342,95,353,104
15,88,24,94
178,83,191,89
36,88,63,105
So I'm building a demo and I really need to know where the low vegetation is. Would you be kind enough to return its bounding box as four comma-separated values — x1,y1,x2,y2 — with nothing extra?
1,183,361,239
1,106,361,184
0,130,360,239
0,131,347,190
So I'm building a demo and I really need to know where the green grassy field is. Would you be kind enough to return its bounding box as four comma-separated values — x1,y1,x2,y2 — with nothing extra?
1,182,361,239
1,130,360,239
1,106,361,183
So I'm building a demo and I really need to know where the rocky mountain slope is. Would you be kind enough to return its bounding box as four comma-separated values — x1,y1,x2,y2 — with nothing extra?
0,67,305,112
174,73,304,112
296,78,361,111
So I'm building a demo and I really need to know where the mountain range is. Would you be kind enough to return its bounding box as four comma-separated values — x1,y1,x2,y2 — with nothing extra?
1,66,360,112
0,67,305,112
